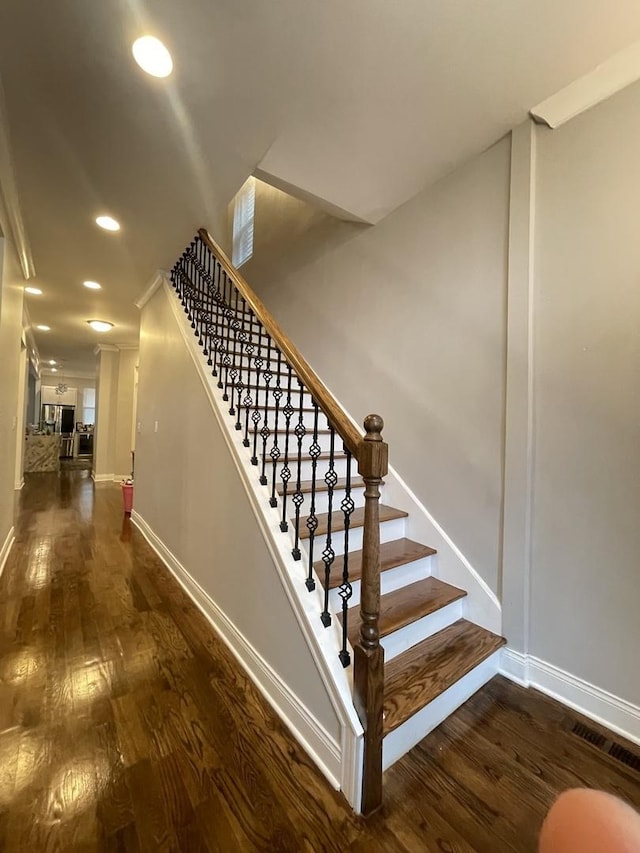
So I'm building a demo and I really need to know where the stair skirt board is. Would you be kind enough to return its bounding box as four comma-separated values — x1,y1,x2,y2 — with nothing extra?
0,525,15,581
162,277,365,813
382,651,502,771
131,508,344,791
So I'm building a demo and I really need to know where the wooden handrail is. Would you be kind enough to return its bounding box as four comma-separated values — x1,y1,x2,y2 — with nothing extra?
191,228,387,815
198,228,362,458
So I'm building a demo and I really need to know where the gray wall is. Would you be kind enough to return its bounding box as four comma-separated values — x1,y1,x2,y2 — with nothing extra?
0,236,25,551
241,138,512,595
531,82,640,704
135,285,341,741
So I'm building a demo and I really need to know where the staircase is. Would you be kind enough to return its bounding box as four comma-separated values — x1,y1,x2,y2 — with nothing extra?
170,229,505,815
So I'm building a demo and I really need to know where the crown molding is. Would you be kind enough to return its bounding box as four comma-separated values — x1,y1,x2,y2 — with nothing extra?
135,270,168,310
531,39,640,128
93,344,119,355
0,76,35,279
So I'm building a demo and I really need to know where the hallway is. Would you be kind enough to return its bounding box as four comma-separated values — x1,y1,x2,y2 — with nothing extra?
0,472,639,851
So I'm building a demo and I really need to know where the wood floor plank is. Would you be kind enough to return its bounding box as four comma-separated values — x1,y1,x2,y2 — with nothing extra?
1,470,638,852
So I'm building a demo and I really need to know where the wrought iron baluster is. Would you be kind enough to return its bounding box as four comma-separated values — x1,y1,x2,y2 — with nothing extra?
227,291,241,417
242,311,255,447
291,379,306,561
250,324,265,466
203,244,214,366
259,337,273,486
338,449,354,666
221,273,234,401
269,349,284,507
212,261,224,381
233,298,247,430
321,422,337,626
305,401,321,591
279,363,294,532
189,242,197,332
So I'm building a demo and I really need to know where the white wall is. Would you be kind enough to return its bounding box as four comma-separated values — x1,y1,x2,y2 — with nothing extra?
0,235,25,553
135,285,341,743
93,348,137,479
530,81,640,705
240,138,511,594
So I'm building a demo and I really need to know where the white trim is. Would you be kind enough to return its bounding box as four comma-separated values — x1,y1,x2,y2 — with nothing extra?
501,649,640,746
93,344,119,355
135,270,166,310
0,79,35,279
0,526,15,579
113,474,131,483
131,509,342,789
14,478,24,491
91,471,115,483
501,120,537,653
530,39,640,129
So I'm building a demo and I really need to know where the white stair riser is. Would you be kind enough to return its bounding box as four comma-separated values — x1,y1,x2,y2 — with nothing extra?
381,599,464,663
279,486,369,517
330,554,435,610
381,650,502,771
265,457,356,481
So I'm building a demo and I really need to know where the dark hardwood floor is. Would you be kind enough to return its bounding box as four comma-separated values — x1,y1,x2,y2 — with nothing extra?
0,471,638,851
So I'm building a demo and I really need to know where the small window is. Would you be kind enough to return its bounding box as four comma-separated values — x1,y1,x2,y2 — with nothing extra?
82,387,96,425
232,177,256,268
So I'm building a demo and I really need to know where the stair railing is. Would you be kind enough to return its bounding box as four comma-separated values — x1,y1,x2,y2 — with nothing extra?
171,228,387,814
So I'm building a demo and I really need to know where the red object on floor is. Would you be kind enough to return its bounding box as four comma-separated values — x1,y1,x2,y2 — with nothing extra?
121,483,134,514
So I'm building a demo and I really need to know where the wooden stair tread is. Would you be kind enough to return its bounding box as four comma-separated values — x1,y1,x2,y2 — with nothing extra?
299,505,407,540
277,476,365,496
317,538,437,589
343,577,467,646
383,620,506,735
262,453,350,464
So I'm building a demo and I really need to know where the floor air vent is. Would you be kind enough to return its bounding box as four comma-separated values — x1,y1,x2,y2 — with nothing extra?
571,722,640,772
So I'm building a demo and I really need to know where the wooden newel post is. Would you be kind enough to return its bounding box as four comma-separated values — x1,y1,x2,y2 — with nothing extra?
354,414,388,816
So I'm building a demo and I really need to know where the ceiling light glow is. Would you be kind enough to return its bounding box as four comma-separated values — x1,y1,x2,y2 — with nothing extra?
25,286,43,295
51,367,57,373
95,215,120,232
132,35,173,78
48,360,56,365
83,280,102,290
36,325,50,331
87,320,114,332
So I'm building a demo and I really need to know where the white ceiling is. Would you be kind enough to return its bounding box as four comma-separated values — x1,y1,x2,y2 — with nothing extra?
2,0,640,373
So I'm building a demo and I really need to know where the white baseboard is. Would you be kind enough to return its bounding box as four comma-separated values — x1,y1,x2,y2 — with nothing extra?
92,472,115,483
0,525,15,579
14,479,24,491
131,508,342,790
501,648,640,746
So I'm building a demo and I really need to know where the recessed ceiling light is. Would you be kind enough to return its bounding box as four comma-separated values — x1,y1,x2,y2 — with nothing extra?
83,280,102,290
36,325,50,331
25,286,43,295
87,320,114,332
51,367,57,373
95,215,120,232
132,35,173,78
48,360,56,365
